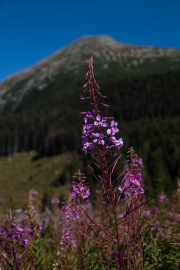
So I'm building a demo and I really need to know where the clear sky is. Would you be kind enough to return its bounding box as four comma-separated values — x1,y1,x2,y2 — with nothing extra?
0,0,180,81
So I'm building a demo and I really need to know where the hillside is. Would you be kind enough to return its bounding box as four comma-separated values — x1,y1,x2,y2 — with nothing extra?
0,152,73,209
0,35,180,206
1,35,180,113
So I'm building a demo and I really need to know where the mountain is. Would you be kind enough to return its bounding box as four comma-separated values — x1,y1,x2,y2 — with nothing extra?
0,35,180,204
0,35,180,112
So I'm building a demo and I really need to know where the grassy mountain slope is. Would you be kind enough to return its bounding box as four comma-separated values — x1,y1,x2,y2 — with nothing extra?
0,152,74,209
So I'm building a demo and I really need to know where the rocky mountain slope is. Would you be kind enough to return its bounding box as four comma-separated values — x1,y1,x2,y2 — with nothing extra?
0,35,180,111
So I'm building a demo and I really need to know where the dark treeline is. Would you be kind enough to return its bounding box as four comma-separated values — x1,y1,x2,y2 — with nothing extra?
0,68,180,196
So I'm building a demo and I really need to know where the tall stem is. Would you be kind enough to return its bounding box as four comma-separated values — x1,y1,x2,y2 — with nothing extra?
90,79,124,269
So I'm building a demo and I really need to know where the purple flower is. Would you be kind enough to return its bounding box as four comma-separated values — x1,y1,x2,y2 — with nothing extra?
82,137,94,152
83,202,92,210
86,110,96,120
61,227,70,241
151,206,159,214
158,192,169,203
132,156,144,169
23,238,28,246
107,120,119,135
28,226,34,237
0,222,28,257
81,112,123,151
37,224,42,231
144,210,151,217
114,138,123,149
166,220,174,226
119,212,126,219
72,205,80,220
94,115,108,127
167,211,174,218
60,227,76,250
21,238,28,248
71,183,90,199
81,57,124,153
91,132,105,145
65,213,71,222
82,124,94,136
151,221,161,231
29,189,39,196
118,172,144,196
51,197,60,205
62,205,69,212
106,121,123,149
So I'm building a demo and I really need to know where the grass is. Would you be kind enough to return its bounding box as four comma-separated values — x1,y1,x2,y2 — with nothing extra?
0,151,73,209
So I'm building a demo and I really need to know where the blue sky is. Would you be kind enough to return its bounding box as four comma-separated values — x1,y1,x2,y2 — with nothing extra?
0,0,180,81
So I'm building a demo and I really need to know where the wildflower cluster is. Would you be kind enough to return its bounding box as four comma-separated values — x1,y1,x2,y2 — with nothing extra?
51,197,60,205
71,182,90,199
119,171,144,196
25,189,42,238
0,223,28,254
118,149,144,197
82,112,123,152
60,198,77,250
60,170,90,250
81,56,123,154
0,211,28,266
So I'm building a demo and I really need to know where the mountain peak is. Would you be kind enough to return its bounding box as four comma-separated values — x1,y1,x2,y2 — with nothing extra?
69,35,122,48
0,35,180,111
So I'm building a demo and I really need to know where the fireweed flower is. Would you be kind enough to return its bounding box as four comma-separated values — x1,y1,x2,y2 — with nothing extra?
60,171,90,250
62,205,69,212
71,182,90,199
86,110,96,120
28,226,35,237
0,224,24,241
119,212,126,219
107,120,119,135
132,156,143,169
144,210,151,217
94,115,108,127
60,202,77,249
167,211,174,218
51,197,60,205
80,57,146,269
81,136,94,152
72,205,80,220
151,220,161,232
60,227,76,250
151,206,159,214
83,202,92,210
82,123,94,136
0,222,28,259
25,197,42,239
29,189,39,196
81,116,123,152
158,192,169,203
118,172,144,196
60,201,72,249
91,132,105,145
81,57,123,153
